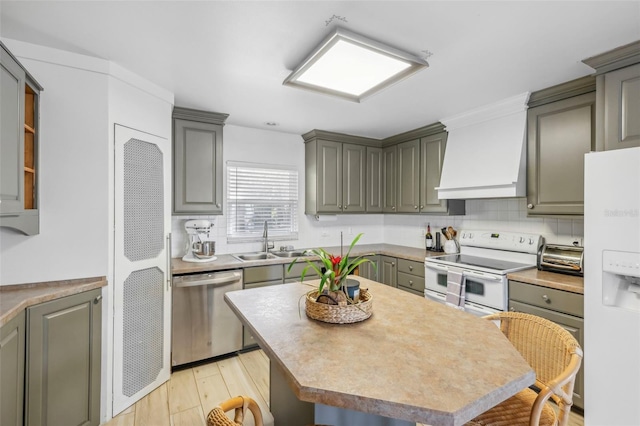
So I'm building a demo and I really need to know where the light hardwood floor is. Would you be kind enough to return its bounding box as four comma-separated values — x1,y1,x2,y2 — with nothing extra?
103,348,584,426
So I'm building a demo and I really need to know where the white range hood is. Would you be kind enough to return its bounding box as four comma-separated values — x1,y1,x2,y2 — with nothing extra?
437,93,530,200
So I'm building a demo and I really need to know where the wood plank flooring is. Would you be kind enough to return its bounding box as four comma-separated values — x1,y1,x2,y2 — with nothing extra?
104,348,584,426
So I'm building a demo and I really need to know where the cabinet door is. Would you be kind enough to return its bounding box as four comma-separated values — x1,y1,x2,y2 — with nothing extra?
342,143,366,213
0,45,25,215
173,119,223,214
604,63,640,150
379,256,397,287
509,300,584,410
420,132,448,213
382,146,397,213
366,146,383,213
357,255,380,281
527,92,596,215
1,311,25,426
26,289,102,426
316,140,343,213
397,140,420,213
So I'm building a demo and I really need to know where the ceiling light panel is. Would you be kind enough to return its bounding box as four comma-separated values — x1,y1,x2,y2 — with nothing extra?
284,28,428,102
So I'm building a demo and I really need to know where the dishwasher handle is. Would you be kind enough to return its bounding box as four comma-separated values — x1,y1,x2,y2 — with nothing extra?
173,271,242,288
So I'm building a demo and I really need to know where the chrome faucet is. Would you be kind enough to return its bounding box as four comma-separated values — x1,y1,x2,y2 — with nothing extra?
262,221,273,253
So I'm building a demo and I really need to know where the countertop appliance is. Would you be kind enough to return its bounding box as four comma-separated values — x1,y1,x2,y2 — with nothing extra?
182,219,217,263
171,270,243,366
537,243,584,276
424,230,543,316
584,148,640,425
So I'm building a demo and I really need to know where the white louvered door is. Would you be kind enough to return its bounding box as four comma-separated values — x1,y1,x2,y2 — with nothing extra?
113,125,171,415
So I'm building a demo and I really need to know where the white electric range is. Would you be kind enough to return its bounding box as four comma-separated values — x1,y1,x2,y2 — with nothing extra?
424,230,544,316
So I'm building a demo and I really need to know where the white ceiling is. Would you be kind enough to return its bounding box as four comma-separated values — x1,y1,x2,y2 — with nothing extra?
1,1,639,139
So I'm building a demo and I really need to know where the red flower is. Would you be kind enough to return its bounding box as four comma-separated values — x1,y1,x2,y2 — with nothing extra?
329,254,342,275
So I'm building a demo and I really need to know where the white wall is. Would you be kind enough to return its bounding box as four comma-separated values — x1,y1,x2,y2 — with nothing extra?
0,39,110,286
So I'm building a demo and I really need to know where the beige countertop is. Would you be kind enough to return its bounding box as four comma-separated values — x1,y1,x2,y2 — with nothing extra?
172,243,442,275
0,276,107,327
225,277,534,426
507,268,584,294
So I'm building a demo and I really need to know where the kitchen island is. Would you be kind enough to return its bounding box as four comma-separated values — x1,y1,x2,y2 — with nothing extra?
225,277,534,426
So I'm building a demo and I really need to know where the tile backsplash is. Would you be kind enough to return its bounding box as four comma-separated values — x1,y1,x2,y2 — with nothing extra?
171,198,584,257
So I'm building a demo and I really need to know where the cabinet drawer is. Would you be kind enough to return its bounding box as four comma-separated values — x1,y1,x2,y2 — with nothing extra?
397,259,425,277
244,280,282,290
285,261,321,279
397,271,425,293
244,265,283,284
509,280,583,317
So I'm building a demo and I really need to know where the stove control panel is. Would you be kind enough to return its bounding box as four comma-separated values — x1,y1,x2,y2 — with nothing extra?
459,230,544,254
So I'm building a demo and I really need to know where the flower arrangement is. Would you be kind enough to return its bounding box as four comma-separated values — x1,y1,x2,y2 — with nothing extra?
288,233,376,305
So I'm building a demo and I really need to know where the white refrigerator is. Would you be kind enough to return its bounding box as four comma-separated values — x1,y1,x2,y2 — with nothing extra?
584,147,640,425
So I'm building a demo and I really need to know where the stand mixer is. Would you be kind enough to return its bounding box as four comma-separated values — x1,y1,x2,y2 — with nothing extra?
182,219,217,263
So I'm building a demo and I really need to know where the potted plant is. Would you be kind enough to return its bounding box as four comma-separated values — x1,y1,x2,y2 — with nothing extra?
288,233,377,317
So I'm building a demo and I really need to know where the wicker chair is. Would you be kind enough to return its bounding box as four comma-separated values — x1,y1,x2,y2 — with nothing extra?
466,312,583,426
206,395,264,426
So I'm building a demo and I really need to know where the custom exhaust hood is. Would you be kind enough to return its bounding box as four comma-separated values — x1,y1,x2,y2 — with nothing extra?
437,93,530,200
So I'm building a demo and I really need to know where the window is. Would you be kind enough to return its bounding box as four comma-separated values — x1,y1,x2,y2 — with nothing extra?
227,161,298,242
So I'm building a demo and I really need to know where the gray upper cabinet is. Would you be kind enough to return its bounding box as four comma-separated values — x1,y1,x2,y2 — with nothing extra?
1,41,43,235
304,130,376,215
172,107,228,215
366,146,383,213
396,139,421,213
583,40,640,151
382,146,397,213
384,125,464,216
1,311,25,426
526,77,596,216
602,63,640,150
26,289,102,426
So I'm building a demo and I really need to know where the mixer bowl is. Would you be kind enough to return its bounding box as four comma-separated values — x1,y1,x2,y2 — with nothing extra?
192,241,216,259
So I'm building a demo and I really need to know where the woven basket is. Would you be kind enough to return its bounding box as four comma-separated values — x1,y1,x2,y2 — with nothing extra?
305,289,373,324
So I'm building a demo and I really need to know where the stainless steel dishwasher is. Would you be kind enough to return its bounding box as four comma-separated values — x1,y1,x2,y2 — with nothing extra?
171,270,243,366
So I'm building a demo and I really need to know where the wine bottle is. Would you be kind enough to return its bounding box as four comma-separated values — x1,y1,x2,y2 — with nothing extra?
425,223,433,249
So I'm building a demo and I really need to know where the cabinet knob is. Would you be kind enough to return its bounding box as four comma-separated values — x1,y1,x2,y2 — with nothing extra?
216,203,221,208
510,307,516,312
392,206,396,210
344,206,347,210
391,262,395,267
542,294,551,303
338,204,342,209
409,280,413,286
414,205,418,209
94,295,103,304
409,265,413,271
420,205,424,209
527,203,534,209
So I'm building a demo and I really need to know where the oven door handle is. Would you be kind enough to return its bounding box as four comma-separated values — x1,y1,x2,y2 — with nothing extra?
425,263,449,273
463,271,502,281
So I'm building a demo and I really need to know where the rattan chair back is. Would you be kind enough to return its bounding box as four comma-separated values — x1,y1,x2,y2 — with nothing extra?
206,395,264,426
468,312,583,426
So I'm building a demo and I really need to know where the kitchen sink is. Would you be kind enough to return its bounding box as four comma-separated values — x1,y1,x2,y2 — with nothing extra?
271,250,309,258
232,252,276,261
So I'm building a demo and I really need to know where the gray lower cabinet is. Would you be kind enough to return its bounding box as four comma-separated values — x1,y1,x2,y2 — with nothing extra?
172,107,228,215
379,256,397,287
526,83,596,215
508,280,584,410
1,41,42,235
284,261,321,284
1,311,26,426
26,289,102,426
366,146,383,213
396,259,425,296
357,255,380,282
243,265,284,348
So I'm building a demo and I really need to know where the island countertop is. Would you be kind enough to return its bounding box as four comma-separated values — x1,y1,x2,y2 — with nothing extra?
225,278,535,426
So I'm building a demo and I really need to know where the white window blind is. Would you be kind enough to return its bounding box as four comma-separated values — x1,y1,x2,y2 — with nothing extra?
227,161,299,242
